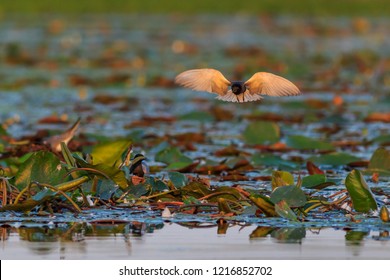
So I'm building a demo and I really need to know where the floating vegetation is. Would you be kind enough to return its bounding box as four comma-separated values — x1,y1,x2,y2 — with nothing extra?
1,14,390,240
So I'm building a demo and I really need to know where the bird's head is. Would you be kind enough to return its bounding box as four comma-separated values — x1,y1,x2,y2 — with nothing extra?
231,82,245,95
133,154,146,160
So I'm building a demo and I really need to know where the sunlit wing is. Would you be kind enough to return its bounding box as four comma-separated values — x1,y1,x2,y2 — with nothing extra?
175,68,231,96
244,72,300,97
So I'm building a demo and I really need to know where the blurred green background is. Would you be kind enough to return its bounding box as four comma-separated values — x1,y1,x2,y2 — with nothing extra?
0,0,389,16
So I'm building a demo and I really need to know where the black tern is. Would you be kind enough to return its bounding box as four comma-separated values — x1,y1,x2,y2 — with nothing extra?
175,68,300,103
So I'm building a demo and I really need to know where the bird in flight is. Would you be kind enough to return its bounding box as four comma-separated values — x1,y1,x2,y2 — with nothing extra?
44,118,81,152
175,68,300,103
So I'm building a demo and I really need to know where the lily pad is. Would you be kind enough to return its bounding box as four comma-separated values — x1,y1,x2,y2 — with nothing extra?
286,135,334,151
271,171,294,190
308,152,361,166
345,169,378,213
168,171,188,188
370,134,390,145
75,157,128,190
243,121,280,145
32,188,56,201
13,151,70,191
248,194,277,217
208,186,242,202
251,153,298,170
270,185,307,207
0,125,7,136
90,139,132,167
181,182,211,198
96,180,119,200
143,177,168,192
367,147,390,175
155,146,192,165
128,184,149,198
179,111,214,122
301,174,336,189
274,200,298,221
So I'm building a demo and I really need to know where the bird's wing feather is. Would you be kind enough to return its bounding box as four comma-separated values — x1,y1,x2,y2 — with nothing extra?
244,72,300,96
216,90,263,103
175,68,231,95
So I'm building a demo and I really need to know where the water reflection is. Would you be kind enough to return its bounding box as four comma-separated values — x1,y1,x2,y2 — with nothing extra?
345,230,369,246
372,230,390,241
249,227,306,243
1,222,390,259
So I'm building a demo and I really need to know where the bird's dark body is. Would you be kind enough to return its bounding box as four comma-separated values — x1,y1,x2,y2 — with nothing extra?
130,163,146,177
231,82,246,95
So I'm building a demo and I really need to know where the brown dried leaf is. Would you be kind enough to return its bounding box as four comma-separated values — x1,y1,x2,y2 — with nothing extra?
306,161,324,175
364,112,390,123
210,106,234,121
214,146,251,157
173,132,205,143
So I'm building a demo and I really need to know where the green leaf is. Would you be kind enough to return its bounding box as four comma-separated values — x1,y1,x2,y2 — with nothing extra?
32,188,56,201
271,171,294,190
165,161,194,170
345,169,378,213
96,180,118,200
155,146,192,165
270,185,307,207
301,174,327,188
0,124,8,136
61,142,76,167
308,152,361,166
208,186,242,202
243,121,280,145
90,139,132,167
248,194,277,217
181,182,211,198
128,184,148,198
183,196,200,205
179,111,214,122
75,158,128,190
274,200,298,221
168,171,188,188
217,198,233,214
251,153,298,170
367,147,390,175
143,177,168,192
370,134,390,145
14,151,69,191
286,135,334,150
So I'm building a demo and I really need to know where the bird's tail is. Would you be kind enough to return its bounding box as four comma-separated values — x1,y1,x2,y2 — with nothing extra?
216,90,263,103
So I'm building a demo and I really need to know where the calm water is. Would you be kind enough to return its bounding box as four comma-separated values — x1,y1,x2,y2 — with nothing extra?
1,223,389,260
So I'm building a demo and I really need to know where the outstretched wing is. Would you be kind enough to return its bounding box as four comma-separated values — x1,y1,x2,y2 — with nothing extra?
244,72,300,97
175,68,231,96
